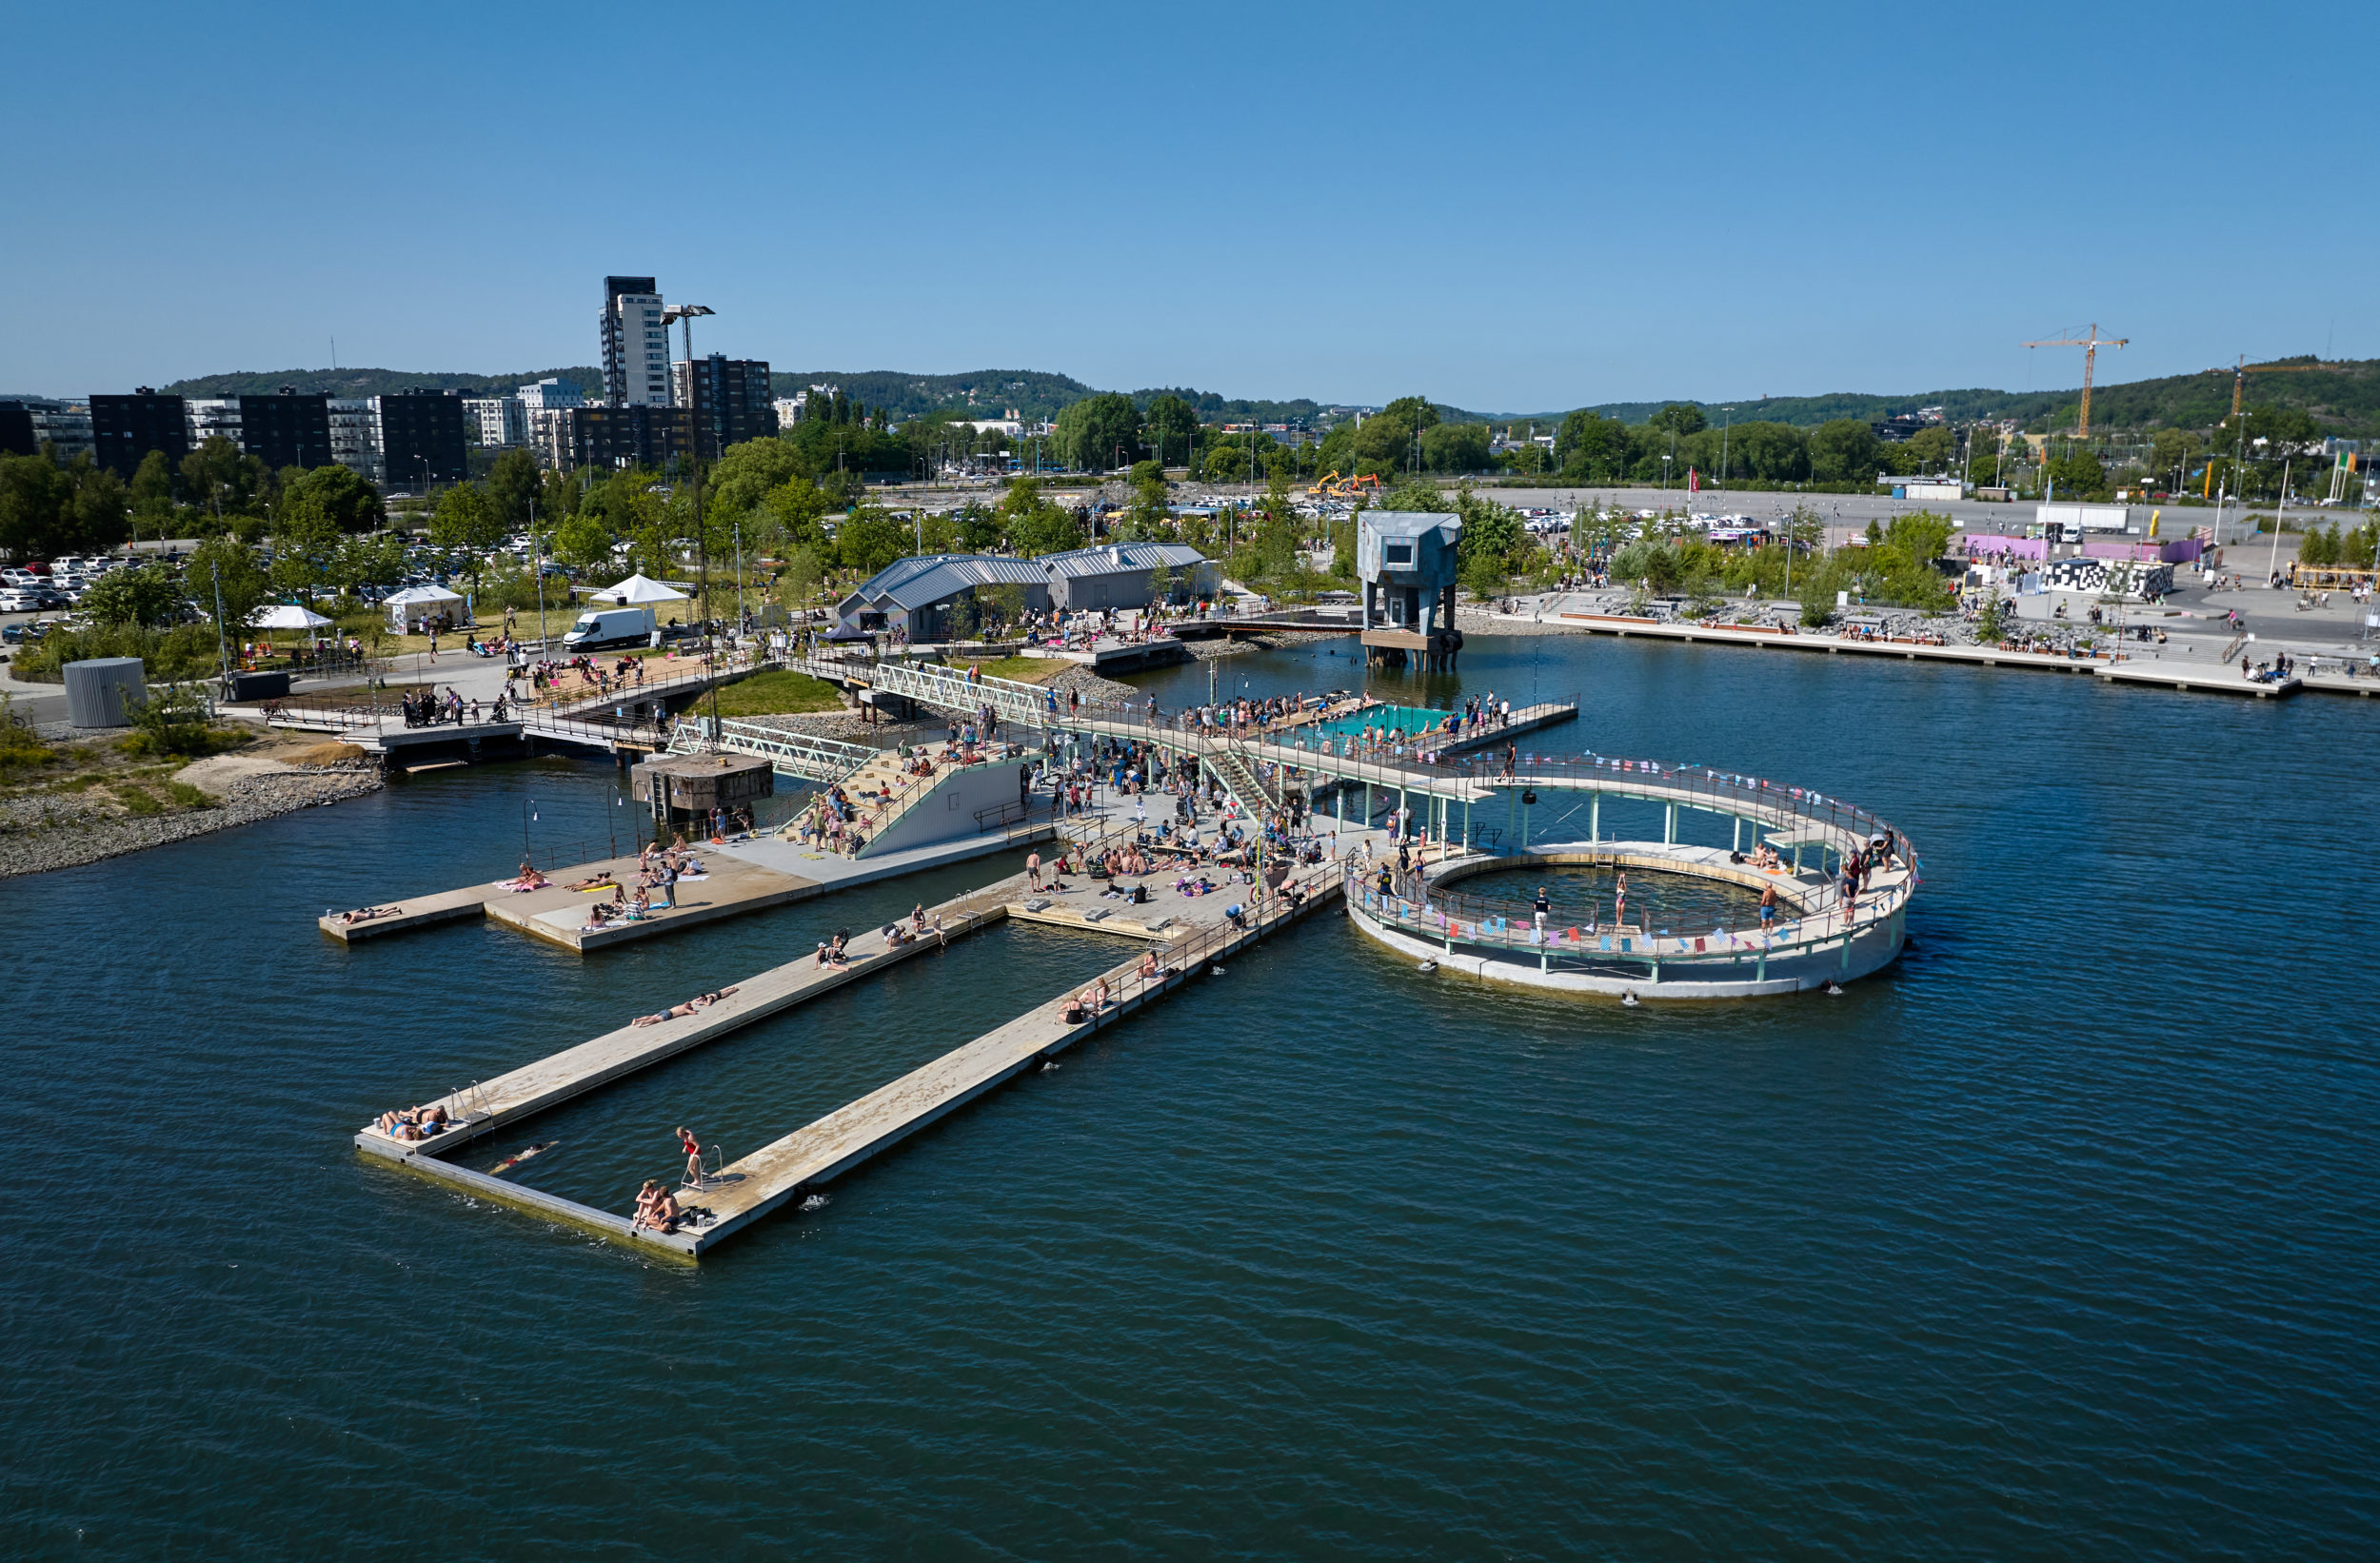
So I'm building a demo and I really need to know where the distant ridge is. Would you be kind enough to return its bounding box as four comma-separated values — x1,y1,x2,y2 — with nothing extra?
119,355,2380,436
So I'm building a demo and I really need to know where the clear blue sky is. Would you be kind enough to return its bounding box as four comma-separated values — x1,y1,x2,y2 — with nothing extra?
6,0,2370,412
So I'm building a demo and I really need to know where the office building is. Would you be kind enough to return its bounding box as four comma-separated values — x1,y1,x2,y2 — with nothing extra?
89,388,189,479
0,398,95,463
378,389,469,489
0,402,37,458
464,395,527,448
236,389,332,470
671,353,773,459
329,399,384,484
564,404,695,472
599,275,670,406
772,395,806,429
519,377,585,415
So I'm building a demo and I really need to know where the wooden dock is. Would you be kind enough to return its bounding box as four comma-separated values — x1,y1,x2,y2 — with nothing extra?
355,855,1346,1258
321,850,823,952
1537,611,2350,701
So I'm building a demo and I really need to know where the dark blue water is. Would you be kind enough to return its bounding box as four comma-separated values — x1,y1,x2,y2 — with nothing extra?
5,635,2374,1559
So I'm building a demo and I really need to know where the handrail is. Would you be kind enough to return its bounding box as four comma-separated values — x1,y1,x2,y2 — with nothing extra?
1342,856,1909,973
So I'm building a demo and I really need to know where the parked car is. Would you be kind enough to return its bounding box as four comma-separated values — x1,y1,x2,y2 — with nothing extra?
0,590,43,612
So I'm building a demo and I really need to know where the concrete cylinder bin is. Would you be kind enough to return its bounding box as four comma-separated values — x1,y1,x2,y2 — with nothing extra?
63,657,148,727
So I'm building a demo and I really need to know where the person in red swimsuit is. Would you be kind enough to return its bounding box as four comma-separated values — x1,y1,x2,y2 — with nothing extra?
678,1127,703,1185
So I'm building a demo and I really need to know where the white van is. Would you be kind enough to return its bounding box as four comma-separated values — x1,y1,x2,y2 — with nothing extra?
563,604,660,649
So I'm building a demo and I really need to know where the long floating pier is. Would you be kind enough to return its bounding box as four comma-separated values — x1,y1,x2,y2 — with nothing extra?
356,844,1344,1258
1535,611,2345,700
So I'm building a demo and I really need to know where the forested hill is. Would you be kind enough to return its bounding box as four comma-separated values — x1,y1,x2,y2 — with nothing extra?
147,354,2380,436
1488,356,2380,436
160,366,602,398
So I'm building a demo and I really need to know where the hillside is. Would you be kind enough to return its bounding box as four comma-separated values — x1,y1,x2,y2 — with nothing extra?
159,366,602,398
141,355,2380,438
1481,356,2380,436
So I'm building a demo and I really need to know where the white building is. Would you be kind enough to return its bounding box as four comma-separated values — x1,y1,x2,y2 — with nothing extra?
527,407,573,471
519,377,585,415
185,397,242,450
464,395,527,447
329,398,383,483
772,395,805,429
600,276,670,406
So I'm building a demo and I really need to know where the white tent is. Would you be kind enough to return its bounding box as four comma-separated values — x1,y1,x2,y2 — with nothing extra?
589,572,689,604
248,603,333,630
383,584,466,629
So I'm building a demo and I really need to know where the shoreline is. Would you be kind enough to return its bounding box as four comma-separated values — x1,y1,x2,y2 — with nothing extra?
0,766,385,880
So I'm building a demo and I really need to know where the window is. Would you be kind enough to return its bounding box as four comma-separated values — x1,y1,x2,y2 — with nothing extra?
1384,543,1413,564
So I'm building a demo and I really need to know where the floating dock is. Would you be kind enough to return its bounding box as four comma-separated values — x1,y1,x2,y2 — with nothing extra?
355,854,1345,1258
1536,611,2340,700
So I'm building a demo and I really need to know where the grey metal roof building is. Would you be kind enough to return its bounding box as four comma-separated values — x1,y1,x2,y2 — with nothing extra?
834,543,1217,640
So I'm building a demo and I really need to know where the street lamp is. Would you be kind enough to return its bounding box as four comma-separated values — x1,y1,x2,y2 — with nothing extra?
662,303,719,742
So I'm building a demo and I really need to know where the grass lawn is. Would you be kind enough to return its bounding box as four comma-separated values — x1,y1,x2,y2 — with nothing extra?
950,657,1065,685
704,669,847,718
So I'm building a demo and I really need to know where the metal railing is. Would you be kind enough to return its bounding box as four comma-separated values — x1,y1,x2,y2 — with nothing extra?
1342,855,1909,982
675,716,878,783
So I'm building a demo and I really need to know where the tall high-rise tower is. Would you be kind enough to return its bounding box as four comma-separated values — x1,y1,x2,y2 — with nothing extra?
599,276,668,407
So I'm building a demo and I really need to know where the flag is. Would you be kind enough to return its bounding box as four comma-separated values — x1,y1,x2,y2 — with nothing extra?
1688,467,1699,492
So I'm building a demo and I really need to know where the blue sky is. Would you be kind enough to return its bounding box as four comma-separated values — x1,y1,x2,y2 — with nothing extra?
5,0,2370,412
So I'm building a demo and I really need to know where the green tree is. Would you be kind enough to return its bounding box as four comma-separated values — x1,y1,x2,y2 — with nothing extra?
1808,420,1884,485
187,535,269,631
1054,392,1142,472
281,464,383,535
129,449,176,537
835,506,908,576
1352,396,1441,476
330,531,408,599
429,482,506,590
551,510,617,569
1899,425,1954,471
1648,403,1708,435
484,447,543,533
998,477,1083,557
1143,394,1199,468
0,453,70,562
2045,448,2110,501
1202,444,1248,483
1420,422,1493,474
81,561,185,625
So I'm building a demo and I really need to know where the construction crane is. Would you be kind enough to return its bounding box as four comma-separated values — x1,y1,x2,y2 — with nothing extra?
2021,323,2128,436
2211,355,2327,423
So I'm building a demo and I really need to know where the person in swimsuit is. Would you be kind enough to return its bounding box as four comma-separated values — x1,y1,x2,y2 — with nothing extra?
678,1127,703,1185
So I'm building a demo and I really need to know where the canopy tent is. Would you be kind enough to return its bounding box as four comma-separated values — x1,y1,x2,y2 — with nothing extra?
589,572,689,604
248,604,333,630
383,584,466,630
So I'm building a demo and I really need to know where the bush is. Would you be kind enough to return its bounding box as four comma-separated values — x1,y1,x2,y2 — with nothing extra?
12,623,223,683
120,684,246,758
0,695,53,774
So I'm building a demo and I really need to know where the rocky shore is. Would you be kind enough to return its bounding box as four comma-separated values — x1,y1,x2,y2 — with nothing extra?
0,765,385,880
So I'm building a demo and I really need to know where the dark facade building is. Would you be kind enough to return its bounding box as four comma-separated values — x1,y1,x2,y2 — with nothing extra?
237,389,332,471
565,405,696,472
89,388,189,479
379,390,469,489
674,354,774,460
0,402,36,458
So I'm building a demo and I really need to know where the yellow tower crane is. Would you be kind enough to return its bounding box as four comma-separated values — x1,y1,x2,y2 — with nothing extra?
2020,324,2128,437
2211,356,2326,423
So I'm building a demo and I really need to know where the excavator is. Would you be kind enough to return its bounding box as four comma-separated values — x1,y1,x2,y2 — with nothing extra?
1306,469,1342,496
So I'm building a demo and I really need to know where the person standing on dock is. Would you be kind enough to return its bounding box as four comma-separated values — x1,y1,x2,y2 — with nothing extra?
1534,886,1551,936
678,1128,703,1186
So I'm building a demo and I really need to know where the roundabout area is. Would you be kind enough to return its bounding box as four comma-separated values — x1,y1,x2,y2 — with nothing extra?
1339,764,1917,999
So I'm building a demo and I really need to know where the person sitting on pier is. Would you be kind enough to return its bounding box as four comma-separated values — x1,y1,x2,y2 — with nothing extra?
1137,948,1169,984
582,901,616,932
883,921,911,947
632,1179,684,1235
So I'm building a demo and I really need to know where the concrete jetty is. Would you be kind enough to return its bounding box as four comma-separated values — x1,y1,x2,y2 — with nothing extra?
320,850,823,951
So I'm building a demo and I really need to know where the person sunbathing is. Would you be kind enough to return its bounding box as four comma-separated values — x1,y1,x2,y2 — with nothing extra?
339,905,400,925
629,985,739,1026
566,871,616,891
